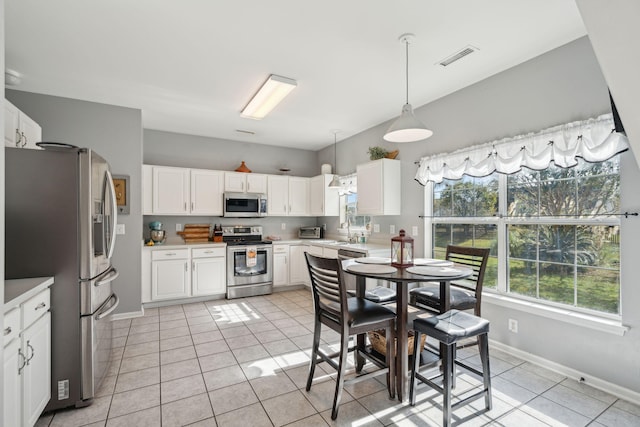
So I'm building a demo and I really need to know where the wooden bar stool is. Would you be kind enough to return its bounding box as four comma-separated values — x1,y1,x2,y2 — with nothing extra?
409,310,492,427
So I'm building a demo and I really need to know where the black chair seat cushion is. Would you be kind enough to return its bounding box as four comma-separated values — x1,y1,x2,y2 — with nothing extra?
413,310,489,345
327,297,396,328
410,285,476,311
364,287,397,303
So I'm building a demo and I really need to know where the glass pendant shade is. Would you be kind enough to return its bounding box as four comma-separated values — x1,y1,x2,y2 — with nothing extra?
328,174,341,187
391,229,414,267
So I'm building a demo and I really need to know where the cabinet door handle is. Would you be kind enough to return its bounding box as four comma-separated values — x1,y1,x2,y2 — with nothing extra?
165,252,177,256
26,341,35,364
21,132,27,148
192,261,196,271
18,349,26,374
242,182,245,191
15,129,21,147
185,262,188,272
247,182,250,191
184,202,187,211
4,326,11,336
204,250,214,254
35,302,47,310
191,202,194,211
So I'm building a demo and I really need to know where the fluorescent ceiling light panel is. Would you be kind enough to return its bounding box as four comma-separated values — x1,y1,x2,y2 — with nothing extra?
241,74,297,120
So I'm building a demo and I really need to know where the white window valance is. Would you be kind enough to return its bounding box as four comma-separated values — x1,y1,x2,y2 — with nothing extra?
415,114,629,185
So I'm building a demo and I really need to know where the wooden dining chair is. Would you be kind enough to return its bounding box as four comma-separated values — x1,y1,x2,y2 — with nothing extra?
305,252,396,420
409,245,490,317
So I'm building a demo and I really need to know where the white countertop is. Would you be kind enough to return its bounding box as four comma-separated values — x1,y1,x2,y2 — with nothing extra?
270,239,390,255
4,277,54,312
142,238,227,250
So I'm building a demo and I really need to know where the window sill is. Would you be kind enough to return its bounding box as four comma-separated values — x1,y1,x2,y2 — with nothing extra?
483,292,629,336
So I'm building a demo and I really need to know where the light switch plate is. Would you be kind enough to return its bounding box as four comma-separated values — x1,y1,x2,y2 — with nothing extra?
412,226,418,236
373,224,380,233
176,223,183,232
390,225,395,234
281,223,286,230
116,224,126,235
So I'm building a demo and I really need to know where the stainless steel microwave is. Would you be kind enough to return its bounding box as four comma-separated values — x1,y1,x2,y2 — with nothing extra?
223,192,267,217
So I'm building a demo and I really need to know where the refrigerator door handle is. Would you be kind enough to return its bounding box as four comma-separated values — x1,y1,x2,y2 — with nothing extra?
104,169,118,260
94,267,120,287
96,294,119,320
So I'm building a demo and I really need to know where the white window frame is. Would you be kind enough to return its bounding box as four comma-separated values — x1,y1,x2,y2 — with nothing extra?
426,169,622,322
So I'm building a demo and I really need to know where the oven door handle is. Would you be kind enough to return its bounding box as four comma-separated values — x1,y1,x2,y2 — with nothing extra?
96,294,119,320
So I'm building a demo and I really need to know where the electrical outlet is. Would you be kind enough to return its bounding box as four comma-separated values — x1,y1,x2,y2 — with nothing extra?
322,224,327,231
116,224,126,235
373,224,380,233
390,225,395,234
412,226,418,236
508,318,518,333
281,223,286,230
176,223,183,232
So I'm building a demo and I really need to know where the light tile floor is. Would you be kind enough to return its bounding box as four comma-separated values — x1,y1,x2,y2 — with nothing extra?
36,289,640,426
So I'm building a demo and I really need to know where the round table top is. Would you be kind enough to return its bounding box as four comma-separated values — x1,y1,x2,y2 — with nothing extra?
341,259,473,282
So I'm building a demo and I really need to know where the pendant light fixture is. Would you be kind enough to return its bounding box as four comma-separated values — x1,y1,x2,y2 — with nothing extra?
328,131,341,188
383,33,433,143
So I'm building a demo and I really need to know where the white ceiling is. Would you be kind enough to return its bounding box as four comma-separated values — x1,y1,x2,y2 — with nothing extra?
5,0,587,151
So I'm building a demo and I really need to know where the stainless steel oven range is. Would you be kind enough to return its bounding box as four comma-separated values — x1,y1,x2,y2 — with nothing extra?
224,226,273,299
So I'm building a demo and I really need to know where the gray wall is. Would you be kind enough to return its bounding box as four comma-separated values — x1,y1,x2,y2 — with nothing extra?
144,129,319,176
6,90,143,314
318,36,640,394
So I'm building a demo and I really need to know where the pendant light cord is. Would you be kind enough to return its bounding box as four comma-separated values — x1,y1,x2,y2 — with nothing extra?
333,132,338,174
405,37,409,105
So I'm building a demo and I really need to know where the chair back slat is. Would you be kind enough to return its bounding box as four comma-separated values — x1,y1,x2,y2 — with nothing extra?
305,252,348,326
445,245,490,312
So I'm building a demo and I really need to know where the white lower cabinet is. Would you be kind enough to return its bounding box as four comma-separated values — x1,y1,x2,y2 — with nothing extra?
22,313,51,427
192,248,226,296
146,246,226,302
151,249,190,300
4,338,21,427
289,245,310,286
273,244,289,287
4,286,52,427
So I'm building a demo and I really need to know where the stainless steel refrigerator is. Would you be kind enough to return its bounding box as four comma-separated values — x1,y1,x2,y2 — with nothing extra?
5,145,120,410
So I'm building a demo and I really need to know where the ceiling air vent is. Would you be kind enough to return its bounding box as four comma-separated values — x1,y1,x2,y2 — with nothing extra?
438,45,479,67
235,129,255,135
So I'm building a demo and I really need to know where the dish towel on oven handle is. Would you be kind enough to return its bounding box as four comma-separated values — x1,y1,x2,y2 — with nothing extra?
246,246,257,267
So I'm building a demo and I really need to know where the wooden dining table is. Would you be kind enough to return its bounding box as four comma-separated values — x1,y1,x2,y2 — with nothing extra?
342,259,473,402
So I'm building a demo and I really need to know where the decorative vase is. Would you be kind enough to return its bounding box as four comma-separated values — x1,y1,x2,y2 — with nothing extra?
386,150,399,159
235,161,251,173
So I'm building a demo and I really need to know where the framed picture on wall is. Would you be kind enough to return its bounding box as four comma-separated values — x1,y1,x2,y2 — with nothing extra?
112,174,130,215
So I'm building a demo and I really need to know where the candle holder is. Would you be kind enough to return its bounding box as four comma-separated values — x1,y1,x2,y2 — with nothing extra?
391,229,414,267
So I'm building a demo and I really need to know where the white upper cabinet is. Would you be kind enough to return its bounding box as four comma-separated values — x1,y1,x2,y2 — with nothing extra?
146,165,224,216
267,175,289,216
152,166,190,215
309,174,339,217
191,169,224,215
268,175,309,216
4,99,42,149
356,158,401,215
224,172,267,194
288,177,309,216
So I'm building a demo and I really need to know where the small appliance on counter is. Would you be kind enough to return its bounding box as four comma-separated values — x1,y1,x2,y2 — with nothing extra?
299,226,324,239
149,221,166,244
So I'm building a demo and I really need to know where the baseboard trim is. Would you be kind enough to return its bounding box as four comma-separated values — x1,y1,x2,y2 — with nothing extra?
489,339,640,405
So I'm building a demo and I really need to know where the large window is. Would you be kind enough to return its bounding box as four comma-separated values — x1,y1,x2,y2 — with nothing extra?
431,158,621,316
